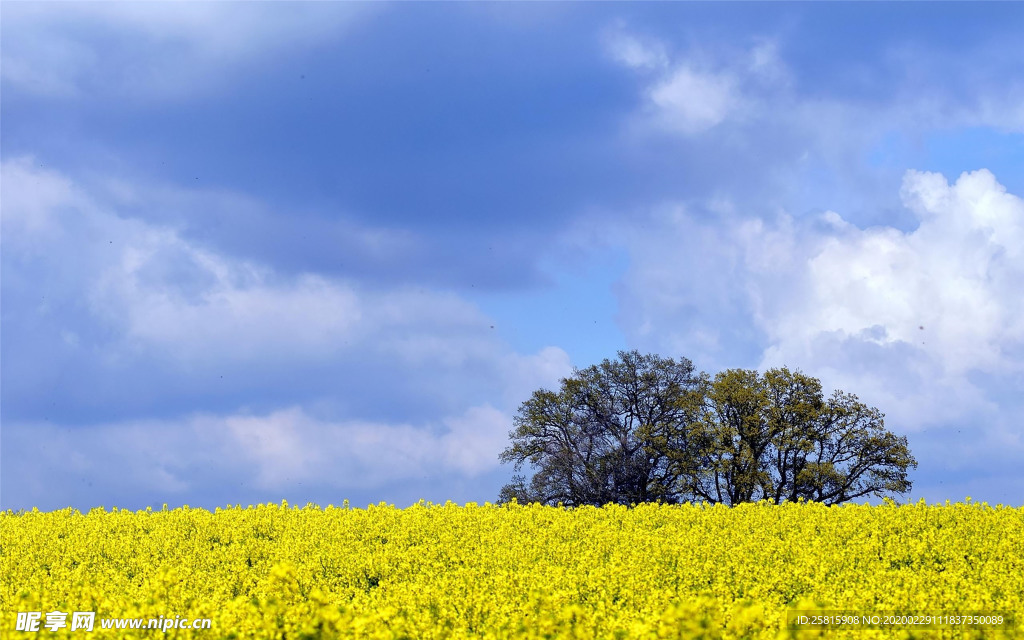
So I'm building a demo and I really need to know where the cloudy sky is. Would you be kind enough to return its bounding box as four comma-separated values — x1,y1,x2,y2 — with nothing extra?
3,3,1023,512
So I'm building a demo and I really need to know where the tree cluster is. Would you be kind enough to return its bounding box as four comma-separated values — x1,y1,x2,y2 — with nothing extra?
499,350,916,507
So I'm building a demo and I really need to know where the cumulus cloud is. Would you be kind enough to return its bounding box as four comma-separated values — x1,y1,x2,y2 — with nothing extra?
645,66,739,135
746,40,788,84
2,402,516,509
606,169,1024,467
600,22,1020,232
603,25,669,71
773,169,1024,380
219,403,514,487
579,167,1024,507
1,158,574,508
605,26,780,136
1,156,82,237
2,158,512,372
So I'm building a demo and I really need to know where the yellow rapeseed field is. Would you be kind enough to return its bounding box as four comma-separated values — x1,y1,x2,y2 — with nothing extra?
1,500,1021,639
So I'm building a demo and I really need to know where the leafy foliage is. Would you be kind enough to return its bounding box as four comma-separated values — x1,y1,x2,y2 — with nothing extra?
499,350,705,506
500,351,916,507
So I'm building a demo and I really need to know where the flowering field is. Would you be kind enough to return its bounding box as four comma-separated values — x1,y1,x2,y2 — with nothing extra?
2,500,1022,639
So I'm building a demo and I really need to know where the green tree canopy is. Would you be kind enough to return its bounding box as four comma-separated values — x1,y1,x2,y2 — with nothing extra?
499,352,916,507
498,350,705,506
675,367,917,506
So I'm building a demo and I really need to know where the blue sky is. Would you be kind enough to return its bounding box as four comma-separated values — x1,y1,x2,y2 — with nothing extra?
3,2,1023,512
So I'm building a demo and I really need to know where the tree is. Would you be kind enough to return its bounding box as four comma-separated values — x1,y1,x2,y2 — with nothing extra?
671,367,917,506
499,353,917,507
498,350,706,507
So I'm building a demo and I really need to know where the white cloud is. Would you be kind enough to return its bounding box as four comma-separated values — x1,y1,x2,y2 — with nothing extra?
603,26,669,71
1,2,375,100
93,259,365,365
601,23,1020,228
883,39,1024,135
646,66,739,135
2,161,575,421
0,36,94,98
606,169,1024,449
439,405,515,476
605,27,787,136
596,201,764,373
2,158,574,502
784,169,1024,379
498,346,574,409
0,156,81,238
3,402,518,502
747,40,786,83
2,158,498,371
223,402,513,485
